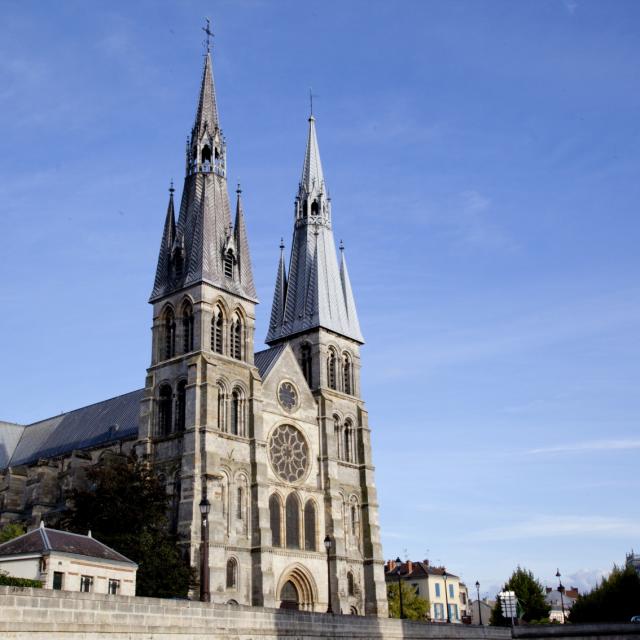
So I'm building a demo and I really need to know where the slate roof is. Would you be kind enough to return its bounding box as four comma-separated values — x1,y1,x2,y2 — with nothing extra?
0,389,143,470
385,561,460,580
0,525,136,566
0,422,25,469
254,344,287,380
266,117,363,345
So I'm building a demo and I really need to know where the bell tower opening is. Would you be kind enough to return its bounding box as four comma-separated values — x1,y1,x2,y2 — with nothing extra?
201,144,212,163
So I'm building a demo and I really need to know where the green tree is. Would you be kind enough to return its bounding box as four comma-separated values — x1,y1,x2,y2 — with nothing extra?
0,522,26,543
387,580,430,621
60,453,192,598
570,564,640,623
490,566,550,625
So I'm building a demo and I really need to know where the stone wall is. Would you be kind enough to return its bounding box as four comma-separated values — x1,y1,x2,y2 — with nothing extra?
512,623,640,640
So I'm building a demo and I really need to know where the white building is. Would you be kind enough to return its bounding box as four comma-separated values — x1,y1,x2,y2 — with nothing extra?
0,523,137,595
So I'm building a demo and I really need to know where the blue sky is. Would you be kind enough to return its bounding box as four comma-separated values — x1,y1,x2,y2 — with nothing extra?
1,0,639,598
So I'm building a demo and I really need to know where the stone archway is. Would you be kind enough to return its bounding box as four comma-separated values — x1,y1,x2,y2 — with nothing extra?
277,564,317,612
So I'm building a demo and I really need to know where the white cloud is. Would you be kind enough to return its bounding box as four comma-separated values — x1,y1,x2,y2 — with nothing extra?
563,568,609,594
527,439,640,455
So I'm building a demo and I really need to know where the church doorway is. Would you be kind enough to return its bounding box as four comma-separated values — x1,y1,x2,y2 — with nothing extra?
279,580,299,610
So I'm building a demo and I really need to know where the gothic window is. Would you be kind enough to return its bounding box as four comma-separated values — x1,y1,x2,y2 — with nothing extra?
334,415,343,460
158,384,173,436
230,390,240,435
201,144,212,164
230,315,243,360
327,349,337,390
269,494,282,547
224,250,234,278
343,419,352,463
217,383,226,431
226,558,237,589
175,380,187,433
300,343,312,387
181,302,194,353
163,309,176,360
304,500,316,551
347,571,355,597
285,492,301,549
343,353,352,395
268,425,309,483
351,504,357,536
236,486,245,520
311,200,319,216
211,306,224,354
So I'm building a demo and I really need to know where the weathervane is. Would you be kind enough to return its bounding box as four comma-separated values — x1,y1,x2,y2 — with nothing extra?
202,17,214,54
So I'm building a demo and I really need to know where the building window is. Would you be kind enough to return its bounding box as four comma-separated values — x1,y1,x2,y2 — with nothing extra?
224,250,234,278
80,575,93,593
412,583,420,595
304,500,316,551
158,384,173,436
300,343,312,387
230,315,242,360
211,306,224,354
434,602,444,620
435,583,441,598
108,579,120,595
175,380,186,432
449,604,459,621
334,415,343,459
344,421,352,463
269,494,282,547
327,349,337,390
182,302,194,353
53,572,63,590
347,572,355,597
217,383,226,431
350,504,357,537
236,486,245,520
285,492,300,549
230,390,240,435
226,558,238,589
343,353,352,395
449,583,455,598
163,308,176,359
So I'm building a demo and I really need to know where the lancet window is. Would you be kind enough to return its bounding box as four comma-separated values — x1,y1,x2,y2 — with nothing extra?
211,306,224,354
163,308,176,360
175,380,187,433
269,494,282,547
304,500,317,551
181,302,194,353
285,493,301,549
328,348,337,390
226,558,237,589
230,315,243,360
343,353,352,395
158,384,173,437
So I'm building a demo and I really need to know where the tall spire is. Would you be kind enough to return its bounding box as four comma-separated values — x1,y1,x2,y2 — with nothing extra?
233,185,257,299
266,116,363,344
268,239,288,338
151,184,177,297
193,52,219,138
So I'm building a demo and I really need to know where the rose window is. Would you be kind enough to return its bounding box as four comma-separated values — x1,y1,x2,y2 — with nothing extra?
268,424,309,483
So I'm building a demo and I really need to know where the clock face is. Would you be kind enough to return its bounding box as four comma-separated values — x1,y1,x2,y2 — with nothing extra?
278,381,298,411
268,424,309,483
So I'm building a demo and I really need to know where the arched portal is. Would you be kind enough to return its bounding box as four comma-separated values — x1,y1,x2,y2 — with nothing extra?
277,565,317,612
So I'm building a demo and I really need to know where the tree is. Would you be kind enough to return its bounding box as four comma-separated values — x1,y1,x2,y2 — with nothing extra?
387,580,430,621
59,453,192,598
0,522,26,544
570,564,640,623
490,566,550,625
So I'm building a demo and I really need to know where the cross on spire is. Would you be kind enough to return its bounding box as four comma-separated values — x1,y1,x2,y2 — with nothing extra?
202,17,214,54
309,88,318,118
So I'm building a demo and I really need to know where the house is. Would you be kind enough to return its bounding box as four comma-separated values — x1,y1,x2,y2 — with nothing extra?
545,586,578,623
470,598,494,625
0,522,137,595
385,559,470,622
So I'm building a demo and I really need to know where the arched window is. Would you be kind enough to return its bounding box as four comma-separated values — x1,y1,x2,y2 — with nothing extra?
211,306,224,354
350,500,360,540
300,343,312,386
347,571,355,597
236,486,245,520
304,500,316,551
158,384,173,436
175,380,186,433
224,250,234,279
217,383,226,431
230,315,242,360
334,415,343,460
311,200,319,216
285,493,300,549
163,309,176,359
230,390,240,435
343,353,352,395
328,349,337,390
182,302,194,353
344,419,352,463
269,494,282,547
226,558,237,589
201,144,212,163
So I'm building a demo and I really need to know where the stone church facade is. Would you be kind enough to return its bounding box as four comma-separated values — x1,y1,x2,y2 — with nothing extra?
0,40,387,616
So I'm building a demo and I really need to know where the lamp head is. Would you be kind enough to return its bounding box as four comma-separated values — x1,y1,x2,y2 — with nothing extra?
324,534,332,551
199,497,211,516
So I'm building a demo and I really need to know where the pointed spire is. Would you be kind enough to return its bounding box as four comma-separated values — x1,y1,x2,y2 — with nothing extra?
267,239,288,341
339,244,362,333
233,184,257,299
301,116,325,195
193,52,219,137
150,183,177,298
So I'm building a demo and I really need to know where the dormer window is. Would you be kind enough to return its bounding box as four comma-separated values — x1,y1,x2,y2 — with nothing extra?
224,250,234,278
311,200,319,216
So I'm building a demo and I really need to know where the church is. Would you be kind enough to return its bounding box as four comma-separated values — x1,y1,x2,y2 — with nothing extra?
0,34,387,616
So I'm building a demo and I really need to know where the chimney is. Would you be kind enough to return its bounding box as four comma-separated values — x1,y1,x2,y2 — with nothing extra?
406,560,413,574
388,560,396,572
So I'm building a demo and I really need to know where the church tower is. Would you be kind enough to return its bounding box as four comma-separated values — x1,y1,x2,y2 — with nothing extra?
138,42,260,601
267,115,388,616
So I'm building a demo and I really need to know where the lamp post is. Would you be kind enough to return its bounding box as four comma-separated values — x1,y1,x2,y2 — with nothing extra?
475,581,482,625
556,569,566,623
395,557,405,619
324,535,333,614
199,496,211,603
443,569,451,623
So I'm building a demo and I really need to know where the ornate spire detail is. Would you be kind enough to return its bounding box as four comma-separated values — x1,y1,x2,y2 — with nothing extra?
151,184,177,297
266,116,363,344
233,186,257,299
193,52,219,139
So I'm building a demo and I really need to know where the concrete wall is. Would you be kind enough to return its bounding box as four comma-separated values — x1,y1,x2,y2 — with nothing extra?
512,623,640,640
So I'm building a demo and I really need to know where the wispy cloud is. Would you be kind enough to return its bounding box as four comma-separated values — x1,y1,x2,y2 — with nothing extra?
473,515,640,542
562,0,579,16
527,439,640,455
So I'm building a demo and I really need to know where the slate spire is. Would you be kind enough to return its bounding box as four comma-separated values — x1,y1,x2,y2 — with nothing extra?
266,116,363,344
193,52,219,139
151,184,176,297
268,239,288,338
233,186,257,299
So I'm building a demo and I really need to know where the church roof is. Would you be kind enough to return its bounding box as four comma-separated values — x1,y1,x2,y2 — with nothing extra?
0,525,136,566
266,117,363,345
254,344,287,380
0,389,143,470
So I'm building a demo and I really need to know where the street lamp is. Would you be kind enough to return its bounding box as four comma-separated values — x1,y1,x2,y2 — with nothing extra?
555,569,566,623
199,496,211,603
443,569,451,623
395,557,405,619
475,581,482,626
324,535,333,614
